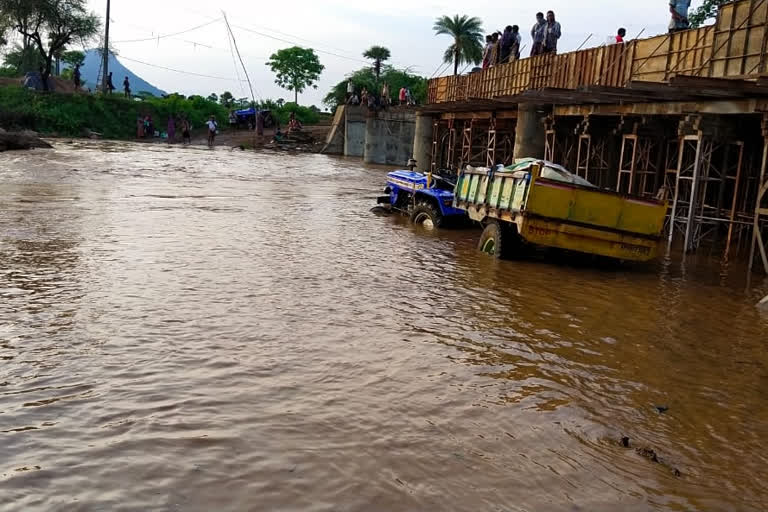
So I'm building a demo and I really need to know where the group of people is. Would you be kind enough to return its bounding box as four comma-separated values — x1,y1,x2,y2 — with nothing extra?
481,10,561,69
137,114,193,145
480,1,691,69
346,82,415,109
100,72,132,98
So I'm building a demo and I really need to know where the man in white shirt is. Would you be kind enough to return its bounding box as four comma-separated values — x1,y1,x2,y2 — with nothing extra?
206,116,218,147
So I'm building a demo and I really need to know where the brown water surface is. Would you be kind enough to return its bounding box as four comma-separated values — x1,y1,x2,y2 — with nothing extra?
1,141,768,511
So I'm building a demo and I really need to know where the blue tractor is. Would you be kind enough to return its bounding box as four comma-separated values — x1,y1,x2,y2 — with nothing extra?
375,164,465,229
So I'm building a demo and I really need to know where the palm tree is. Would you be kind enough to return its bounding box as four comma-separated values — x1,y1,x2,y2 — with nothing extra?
363,46,391,80
433,15,484,76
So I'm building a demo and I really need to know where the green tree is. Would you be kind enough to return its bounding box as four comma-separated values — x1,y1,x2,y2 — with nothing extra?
0,0,100,90
219,91,234,108
207,92,218,103
433,14,484,76
323,66,427,110
689,0,726,28
0,43,44,75
60,49,84,67
363,45,391,80
266,46,324,104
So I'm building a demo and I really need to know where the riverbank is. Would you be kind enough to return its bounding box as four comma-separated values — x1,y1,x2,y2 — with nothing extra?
0,85,327,142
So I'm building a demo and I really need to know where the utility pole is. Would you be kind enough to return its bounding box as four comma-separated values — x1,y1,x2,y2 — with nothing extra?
101,0,111,93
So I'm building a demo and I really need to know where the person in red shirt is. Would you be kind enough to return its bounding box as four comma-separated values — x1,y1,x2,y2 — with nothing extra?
616,27,627,43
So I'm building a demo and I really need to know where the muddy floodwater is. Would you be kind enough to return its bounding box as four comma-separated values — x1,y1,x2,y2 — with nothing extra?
1,141,768,512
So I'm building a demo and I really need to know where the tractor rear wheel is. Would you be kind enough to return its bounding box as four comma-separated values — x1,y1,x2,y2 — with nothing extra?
410,202,443,230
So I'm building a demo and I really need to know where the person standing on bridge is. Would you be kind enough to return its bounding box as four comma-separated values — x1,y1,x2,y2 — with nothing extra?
531,12,546,56
482,34,493,68
500,25,514,64
616,27,627,43
669,0,691,33
543,11,561,54
510,25,522,61
488,32,500,67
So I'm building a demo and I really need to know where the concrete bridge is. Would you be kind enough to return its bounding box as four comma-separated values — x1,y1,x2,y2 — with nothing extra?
324,0,768,273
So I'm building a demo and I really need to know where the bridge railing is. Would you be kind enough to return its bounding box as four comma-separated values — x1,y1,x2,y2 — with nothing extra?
427,0,764,104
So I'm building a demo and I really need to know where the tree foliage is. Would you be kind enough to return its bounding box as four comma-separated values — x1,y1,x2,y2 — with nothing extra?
0,43,44,75
266,46,324,104
0,0,100,90
323,66,427,110
219,91,234,108
433,15,484,75
363,45,390,80
60,49,83,67
688,0,726,28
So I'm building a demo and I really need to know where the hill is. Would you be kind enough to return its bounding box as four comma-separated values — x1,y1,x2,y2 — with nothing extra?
80,50,166,97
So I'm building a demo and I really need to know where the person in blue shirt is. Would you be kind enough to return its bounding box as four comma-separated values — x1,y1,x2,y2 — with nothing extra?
669,0,691,33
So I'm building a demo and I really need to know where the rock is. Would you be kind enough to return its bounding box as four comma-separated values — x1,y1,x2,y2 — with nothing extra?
654,405,669,414
0,131,53,152
758,294,768,309
636,447,659,463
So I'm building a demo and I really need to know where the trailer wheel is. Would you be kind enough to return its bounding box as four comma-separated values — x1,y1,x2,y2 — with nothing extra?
478,221,516,259
410,202,443,229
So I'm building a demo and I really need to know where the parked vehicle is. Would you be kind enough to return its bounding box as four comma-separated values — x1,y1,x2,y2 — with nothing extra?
234,108,275,130
376,168,466,229
454,159,667,262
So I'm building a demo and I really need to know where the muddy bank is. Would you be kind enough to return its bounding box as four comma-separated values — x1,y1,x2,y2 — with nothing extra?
0,130,52,152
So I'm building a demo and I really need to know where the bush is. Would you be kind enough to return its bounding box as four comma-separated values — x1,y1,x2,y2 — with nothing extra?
272,102,321,126
0,85,228,138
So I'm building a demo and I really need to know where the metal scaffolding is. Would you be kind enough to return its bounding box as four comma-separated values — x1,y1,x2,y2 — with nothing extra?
668,122,747,252
617,134,661,197
748,116,768,274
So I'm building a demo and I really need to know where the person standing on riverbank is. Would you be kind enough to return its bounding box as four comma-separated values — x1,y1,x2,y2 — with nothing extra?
106,72,115,94
123,77,131,99
136,114,144,139
73,64,81,90
182,118,191,144
206,116,218,147
167,116,176,143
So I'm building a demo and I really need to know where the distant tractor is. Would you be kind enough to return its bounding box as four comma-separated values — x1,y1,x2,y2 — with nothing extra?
375,161,466,229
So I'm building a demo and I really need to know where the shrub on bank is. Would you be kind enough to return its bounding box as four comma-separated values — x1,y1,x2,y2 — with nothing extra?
0,86,228,139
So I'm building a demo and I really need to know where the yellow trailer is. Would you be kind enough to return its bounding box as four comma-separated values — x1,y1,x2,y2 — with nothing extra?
454,159,667,262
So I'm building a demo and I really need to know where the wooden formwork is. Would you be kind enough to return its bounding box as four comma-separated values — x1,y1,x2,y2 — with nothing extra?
425,0,768,104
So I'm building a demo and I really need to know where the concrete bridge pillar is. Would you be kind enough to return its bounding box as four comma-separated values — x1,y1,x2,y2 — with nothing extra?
513,104,547,161
344,106,366,157
412,114,434,173
364,117,387,164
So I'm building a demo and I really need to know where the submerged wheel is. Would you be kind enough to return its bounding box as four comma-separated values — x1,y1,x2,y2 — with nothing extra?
410,202,443,230
478,221,520,259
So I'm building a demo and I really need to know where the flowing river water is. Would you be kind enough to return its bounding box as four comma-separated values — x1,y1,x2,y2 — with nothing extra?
1,140,768,512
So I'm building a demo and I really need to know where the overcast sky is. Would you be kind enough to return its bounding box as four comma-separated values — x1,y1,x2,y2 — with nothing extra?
80,0,707,107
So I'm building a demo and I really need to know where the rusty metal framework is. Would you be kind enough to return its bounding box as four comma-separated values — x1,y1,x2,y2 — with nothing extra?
668,132,747,252
617,135,661,197
576,135,612,188
487,117,497,167
748,117,768,274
